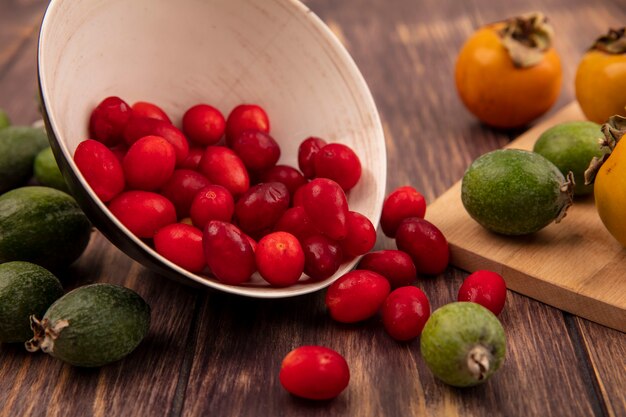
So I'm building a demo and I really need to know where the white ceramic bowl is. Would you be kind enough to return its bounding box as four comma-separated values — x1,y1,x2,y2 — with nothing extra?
38,0,386,297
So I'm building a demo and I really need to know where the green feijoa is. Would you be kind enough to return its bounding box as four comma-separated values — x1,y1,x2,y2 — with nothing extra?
461,149,574,235
0,186,91,270
33,147,70,193
533,121,605,196
0,261,63,343
0,126,49,193
0,109,10,129
420,302,506,387
26,283,150,367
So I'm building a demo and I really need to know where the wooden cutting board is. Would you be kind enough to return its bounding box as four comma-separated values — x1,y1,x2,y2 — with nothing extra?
426,102,626,332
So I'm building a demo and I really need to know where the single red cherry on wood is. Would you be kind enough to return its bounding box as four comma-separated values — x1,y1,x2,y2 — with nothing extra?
381,286,430,341
357,250,416,288
458,270,507,316
325,270,390,323
395,217,449,275
380,186,426,238
279,345,350,400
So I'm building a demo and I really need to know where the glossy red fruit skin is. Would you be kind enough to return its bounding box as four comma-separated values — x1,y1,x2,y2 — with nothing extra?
234,182,290,237
154,223,205,273
325,270,390,323
131,101,172,123
458,270,507,315
256,232,305,287
313,143,362,192
189,185,235,229
123,116,189,164
279,345,350,400
179,147,204,170
203,220,256,285
302,235,343,281
395,217,449,275
260,165,307,198
108,191,176,238
110,144,128,165
380,186,427,237
198,146,249,197
74,139,125,202
225,104,270,146
89,96,132,146
357,250,416,288
381,286,430,341
340,211,376,259
298,136,327,179
123,135,176,191
182,104,226,146
160,169,211,218
232,130,281,172
274,206,319,241
300,178,349,241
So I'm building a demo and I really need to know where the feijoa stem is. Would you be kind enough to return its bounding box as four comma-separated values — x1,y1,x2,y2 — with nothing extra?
25,315,68,353
589,27,626,54
555,171,575,223
498,12,554,68
467,345,492,381
584,115,626,185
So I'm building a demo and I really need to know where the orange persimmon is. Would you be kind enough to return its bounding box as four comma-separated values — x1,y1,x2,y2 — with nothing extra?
455,13,562,129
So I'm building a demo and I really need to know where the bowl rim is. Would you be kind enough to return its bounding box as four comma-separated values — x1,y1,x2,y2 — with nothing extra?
37,0,387,298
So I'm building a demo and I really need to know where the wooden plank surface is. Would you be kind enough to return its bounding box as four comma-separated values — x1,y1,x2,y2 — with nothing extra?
0,0,624,416
426,102,626,332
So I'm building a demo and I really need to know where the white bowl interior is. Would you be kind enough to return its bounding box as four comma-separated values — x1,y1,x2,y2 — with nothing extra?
39,0,386,297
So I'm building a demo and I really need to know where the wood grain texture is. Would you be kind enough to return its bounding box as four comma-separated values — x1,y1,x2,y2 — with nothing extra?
426,103,626,331
0,0,625,416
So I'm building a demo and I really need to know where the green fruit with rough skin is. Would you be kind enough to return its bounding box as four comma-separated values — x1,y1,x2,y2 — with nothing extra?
533,121,605,196
0,126,49,193
461,149,574,235
420,302,506,387
26,283,151,367
33,147,70,193
0,261,64,343
0,109,10,129
0,186,91,270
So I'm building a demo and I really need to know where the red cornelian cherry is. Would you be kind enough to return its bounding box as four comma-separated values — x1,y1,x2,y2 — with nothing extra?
154,223,205,273
234,182,290,238
260,165,307,198
381,286,430,341
313,143,362,192
380,186,427,237
198,146,250,197
339,211,376,259
395,217,449,275
123,116,189,164
302,234,343,281
160,169,211,218
109,144,128,165
300,178,349,241
458,270,507,316
131,101,172,123
108,191,176,238
123,135,176,191
225,104,270,146
189,185,235,229
298,136,327,179
74,139,125,202
255,232,305,287
274,206,319,241
182,104,226,146
325,270,390,323
203,220,256,285
357,250,416,288
89,96,132,146
179,147,204,170
231,130,281,172
279,346,350,400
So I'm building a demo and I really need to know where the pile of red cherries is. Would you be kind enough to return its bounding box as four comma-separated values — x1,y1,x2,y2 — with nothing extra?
75,96,508,401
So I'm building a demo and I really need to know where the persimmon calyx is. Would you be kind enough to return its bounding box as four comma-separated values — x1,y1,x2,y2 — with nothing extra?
584,115,626,185
591,27,626,54
498,12,554,68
